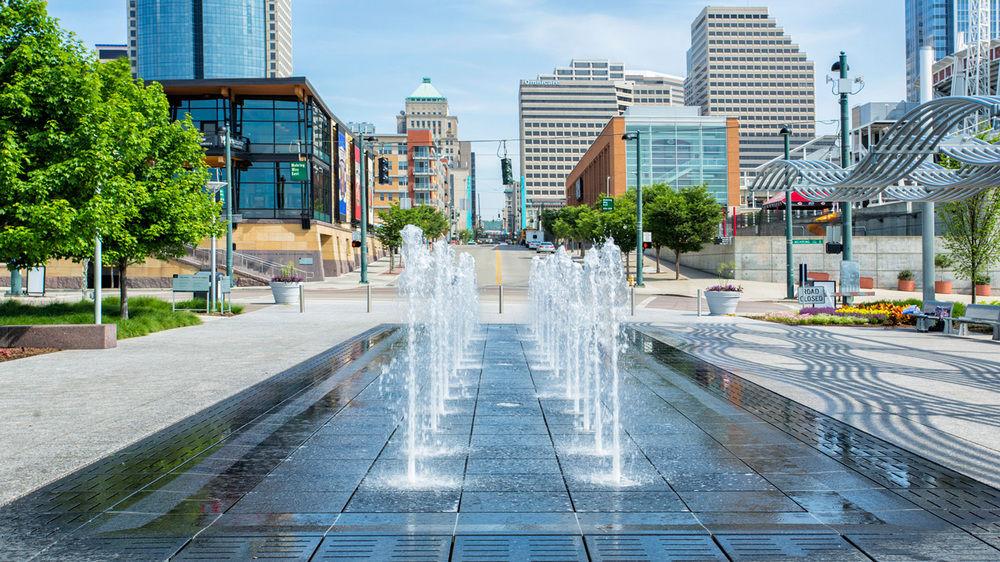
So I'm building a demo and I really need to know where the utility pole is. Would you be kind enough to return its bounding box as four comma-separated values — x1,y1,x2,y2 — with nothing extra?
781,126,794,299
359,136,372,284
919,45,936,304
222,125,234,279
836,52,852,269
623,131,643,287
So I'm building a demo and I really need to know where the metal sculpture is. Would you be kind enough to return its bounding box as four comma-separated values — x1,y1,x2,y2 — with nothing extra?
750,96,1000,203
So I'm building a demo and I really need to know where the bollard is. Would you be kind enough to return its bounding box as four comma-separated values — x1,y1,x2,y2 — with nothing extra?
299,283,305,313
697,289,703,317
630,286,635,316
499,284,503,315
366,283,372,313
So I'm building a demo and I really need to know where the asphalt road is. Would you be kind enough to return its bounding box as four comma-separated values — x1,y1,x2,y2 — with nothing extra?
457,244,537,288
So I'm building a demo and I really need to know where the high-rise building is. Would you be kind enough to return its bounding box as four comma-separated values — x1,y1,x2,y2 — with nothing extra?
685,6,815,193
516,59,684,230
127,0,293,80
396,78,472,232
905,0,1000,101
96,43,128,64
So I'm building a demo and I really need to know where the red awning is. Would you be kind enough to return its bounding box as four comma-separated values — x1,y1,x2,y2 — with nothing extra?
761,191,825,210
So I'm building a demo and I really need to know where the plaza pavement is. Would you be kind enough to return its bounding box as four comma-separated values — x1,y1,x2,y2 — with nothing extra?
2,247,999,508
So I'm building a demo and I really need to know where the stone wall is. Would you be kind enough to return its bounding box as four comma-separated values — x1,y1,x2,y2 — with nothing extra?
657,236,999,292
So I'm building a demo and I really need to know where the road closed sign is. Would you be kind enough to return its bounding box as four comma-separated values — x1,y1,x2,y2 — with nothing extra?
797,285,829,306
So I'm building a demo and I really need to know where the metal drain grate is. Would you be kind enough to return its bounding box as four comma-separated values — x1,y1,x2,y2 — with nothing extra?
312,536,450,561
171,535,321,560
715,534,868,560
846,532,1000,561
39,537,189,561
453,535,586,561
586,534,726,561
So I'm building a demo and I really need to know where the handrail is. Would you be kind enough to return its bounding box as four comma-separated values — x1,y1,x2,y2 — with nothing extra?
184,246,314,280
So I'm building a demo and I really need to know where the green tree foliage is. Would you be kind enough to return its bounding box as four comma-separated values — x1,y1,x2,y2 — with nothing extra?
647,186,722,279
641,183,672,273
940,187,1000,303
456,229,474,244
599,192,637,274
0,0,102,270
93,59,217,319
374,204,450,271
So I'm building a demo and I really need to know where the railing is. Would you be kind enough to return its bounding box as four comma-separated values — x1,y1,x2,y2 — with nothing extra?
184,246,314,281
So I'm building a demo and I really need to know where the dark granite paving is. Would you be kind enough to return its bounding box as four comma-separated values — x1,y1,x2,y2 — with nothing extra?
2,324,1000,560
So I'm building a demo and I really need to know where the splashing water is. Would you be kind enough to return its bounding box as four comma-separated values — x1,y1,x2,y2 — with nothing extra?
529,239,628,483
397,225,479,485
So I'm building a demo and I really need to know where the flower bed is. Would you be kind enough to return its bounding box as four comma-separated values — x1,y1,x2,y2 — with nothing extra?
755,301,920,327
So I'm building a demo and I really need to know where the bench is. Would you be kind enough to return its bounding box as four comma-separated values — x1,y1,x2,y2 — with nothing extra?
947,304,1000,341
911,300,954,333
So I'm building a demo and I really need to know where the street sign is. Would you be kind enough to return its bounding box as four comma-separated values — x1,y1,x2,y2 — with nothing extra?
841,260,861,295
290,161,309,181
642,231,652,243
601,197,614,212
792,239,822,245
797,285,829,306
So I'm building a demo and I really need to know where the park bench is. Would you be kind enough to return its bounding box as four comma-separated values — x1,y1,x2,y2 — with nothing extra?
947,304,1000,341
910,300,954,332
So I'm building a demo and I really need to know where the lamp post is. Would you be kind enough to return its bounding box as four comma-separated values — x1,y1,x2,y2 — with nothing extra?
832,52,852,304
622,131,643,287
780,126,794,299
220,125,234,279
94,183,102,324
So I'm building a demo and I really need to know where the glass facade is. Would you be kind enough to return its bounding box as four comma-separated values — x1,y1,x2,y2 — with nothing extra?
135,0,266,80
624,120,730,205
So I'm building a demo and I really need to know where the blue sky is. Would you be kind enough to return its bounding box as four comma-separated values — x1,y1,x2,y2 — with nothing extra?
48,0,905,219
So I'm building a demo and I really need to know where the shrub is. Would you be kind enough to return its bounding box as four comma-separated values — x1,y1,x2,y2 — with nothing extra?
706,283,743,292
898,270,915,281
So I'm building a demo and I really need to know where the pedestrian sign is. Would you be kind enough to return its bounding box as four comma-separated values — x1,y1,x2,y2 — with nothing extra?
290,161,309,181
601,197,614,212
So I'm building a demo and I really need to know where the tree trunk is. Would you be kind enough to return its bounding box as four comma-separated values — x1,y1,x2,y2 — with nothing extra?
624,252,631,277
118,262,128,320
972,267,978,304
655,246,661,273
675,249,681,280
388,249,395,273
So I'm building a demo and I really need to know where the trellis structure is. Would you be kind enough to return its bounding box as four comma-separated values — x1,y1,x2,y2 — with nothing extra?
749,96,1000,203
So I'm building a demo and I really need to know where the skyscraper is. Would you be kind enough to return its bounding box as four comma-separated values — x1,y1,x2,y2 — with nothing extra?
516,59,684,229
127,0,293,80
685,6,815,190
905,0,1000,101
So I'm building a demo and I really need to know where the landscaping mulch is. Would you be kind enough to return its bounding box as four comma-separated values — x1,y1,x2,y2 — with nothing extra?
0,347,58,363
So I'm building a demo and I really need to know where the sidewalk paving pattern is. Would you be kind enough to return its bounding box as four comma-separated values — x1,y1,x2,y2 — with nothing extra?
3,324,999,560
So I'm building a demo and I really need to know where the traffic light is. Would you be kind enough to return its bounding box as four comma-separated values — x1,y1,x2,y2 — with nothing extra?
501,158,513,185
642,242,651,250
377,157,390,185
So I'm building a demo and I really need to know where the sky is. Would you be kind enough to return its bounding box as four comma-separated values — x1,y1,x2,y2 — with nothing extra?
48,0,906,220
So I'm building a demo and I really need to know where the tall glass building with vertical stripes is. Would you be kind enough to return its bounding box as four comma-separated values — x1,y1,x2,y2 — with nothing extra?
128,0,292,80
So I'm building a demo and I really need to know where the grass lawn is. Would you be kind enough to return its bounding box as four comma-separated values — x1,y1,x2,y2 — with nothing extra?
0,296,242,339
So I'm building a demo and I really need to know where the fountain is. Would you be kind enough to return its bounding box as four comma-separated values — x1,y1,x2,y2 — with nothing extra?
396,225,479,485
528,239,629,483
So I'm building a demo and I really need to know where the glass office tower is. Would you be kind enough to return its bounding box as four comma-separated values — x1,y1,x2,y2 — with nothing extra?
133,0,268,80
905,0,1000,101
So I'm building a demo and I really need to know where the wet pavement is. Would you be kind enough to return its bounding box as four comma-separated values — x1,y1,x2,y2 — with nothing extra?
2,324,1000,560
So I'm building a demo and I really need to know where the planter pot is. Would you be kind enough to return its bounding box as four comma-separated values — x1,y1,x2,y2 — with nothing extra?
975,284,992,297
270,281,301,304
897,280,916,292
934,280,953,294
705,291,741,315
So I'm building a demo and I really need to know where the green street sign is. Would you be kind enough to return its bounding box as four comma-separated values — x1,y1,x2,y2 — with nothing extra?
792,239,823,245
601,197,614,212
290,161,309,181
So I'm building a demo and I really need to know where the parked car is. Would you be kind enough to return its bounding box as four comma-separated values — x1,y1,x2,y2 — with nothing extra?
536,241,556,253
527,241,540,250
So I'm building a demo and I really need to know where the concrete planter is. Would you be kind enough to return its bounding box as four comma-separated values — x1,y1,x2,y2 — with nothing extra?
705,291,741,315
935,280,953,294
975,284,992,297
270,281,301,304
897,280,916,292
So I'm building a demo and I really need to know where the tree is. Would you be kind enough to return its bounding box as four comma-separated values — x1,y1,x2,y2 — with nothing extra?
0,0,102,275
539,208,560,238
649,186,722,279
410,205,449,240
456,229,474,244
93,59,218,319
646,189,679,274
940,187,1000,303
375,204,409,272
599,192,637,275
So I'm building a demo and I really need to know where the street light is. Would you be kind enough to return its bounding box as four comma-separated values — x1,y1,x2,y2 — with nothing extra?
622,131,643,287
780,126,794,299
359,135,377,284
